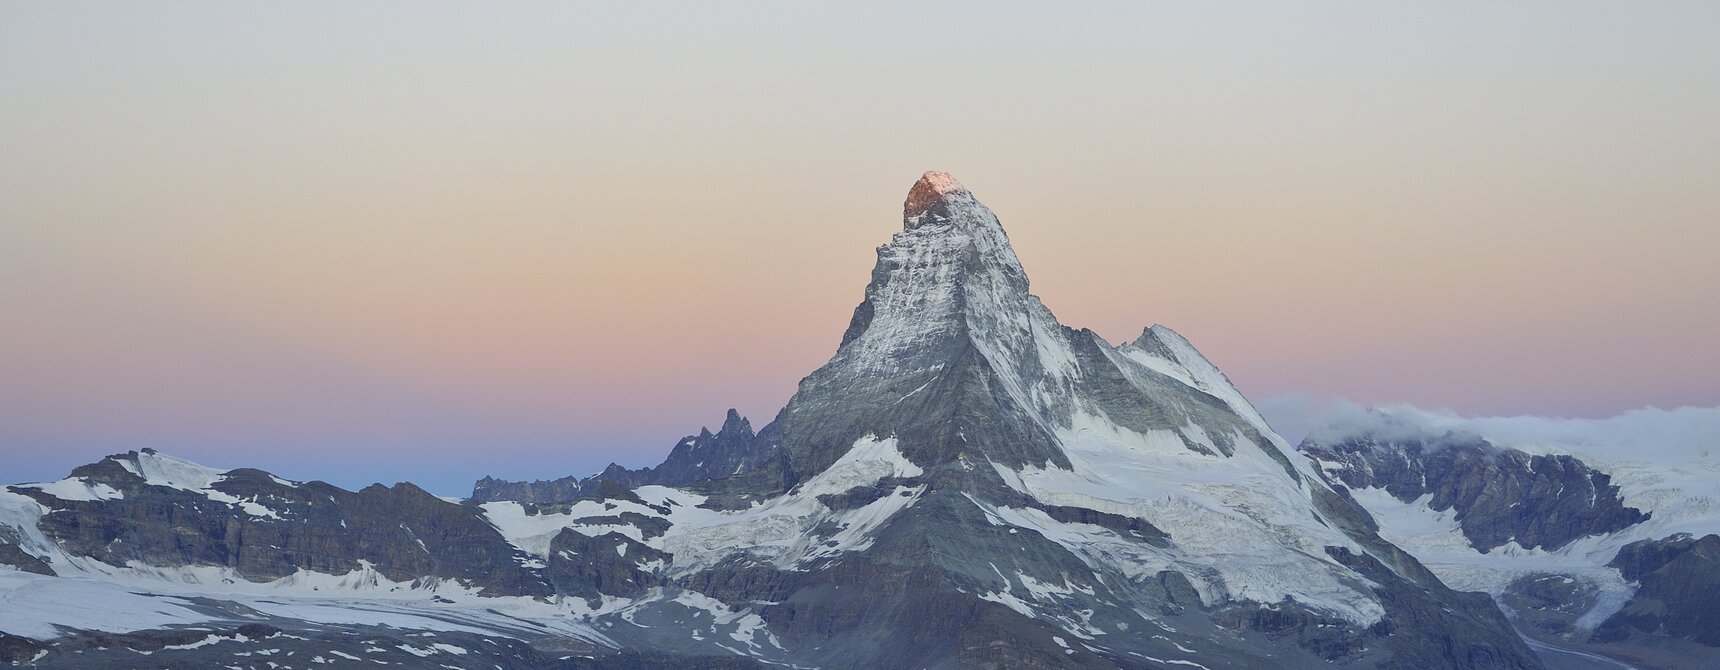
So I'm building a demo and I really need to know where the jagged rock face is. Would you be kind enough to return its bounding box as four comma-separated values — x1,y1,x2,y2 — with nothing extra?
7,449,548,597
473,474,587,505
776,172,1299,490
635,409,783,489
1595,533,1720,646
787,170,1073,477
472,409,781,503
1303,431,1649,551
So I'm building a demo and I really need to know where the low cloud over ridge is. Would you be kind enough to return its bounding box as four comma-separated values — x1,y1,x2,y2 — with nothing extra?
1260,393,1720,466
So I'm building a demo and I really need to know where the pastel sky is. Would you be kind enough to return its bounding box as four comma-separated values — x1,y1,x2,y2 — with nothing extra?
3,3,1717,495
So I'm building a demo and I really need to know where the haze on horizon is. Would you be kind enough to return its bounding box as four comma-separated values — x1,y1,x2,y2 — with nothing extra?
3,2,1717,495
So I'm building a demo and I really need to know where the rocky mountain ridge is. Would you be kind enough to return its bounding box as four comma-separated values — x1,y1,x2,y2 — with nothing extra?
1303,428,1650,552
1301,410,1720,669
473,409,781,504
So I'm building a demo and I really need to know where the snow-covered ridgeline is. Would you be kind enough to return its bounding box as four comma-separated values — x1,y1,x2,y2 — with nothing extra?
984,408,1386,626
9,450,289,519
482,436,926,574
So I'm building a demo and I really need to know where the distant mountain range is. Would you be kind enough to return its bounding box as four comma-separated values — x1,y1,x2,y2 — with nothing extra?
1301,407,1720,670
3,172,1710,668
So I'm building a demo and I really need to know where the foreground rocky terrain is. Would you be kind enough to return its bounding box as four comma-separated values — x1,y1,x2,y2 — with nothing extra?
1,172,1546,668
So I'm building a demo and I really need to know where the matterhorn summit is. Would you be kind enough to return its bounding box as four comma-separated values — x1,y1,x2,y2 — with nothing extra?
903,169,972,220
0,172,1543,669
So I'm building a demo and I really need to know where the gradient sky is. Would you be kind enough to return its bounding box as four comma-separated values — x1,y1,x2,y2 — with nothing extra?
3,3,1717,495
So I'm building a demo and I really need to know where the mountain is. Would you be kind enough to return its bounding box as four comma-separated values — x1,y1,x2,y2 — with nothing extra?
0,449,765,669
0,172,1542,669
470,171,1540,668
1301,408,1720,669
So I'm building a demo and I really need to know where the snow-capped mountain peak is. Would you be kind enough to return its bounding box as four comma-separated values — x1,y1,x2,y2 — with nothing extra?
903,169,971,221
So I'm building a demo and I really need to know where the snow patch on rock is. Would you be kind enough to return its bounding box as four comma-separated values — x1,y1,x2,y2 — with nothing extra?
989,409,1385,625
658,437,924,572
17,478,124,502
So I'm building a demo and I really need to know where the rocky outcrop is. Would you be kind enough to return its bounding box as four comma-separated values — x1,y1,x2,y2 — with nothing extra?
0,525,53,575
1303,431,1648,551
0,632,46,664
547,528,670,603
472,474,587,505
1499,573,1602,638
473,409,780,504
1594,533,1720,645
644,410,781,487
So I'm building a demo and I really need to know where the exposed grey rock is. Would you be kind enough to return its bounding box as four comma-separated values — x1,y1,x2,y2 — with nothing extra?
9,449,550,597
1500,573,1600,638
1302,430,1648,551
644,410,782,488
1321,545,1547,667
472,473,587,505
0,525,53,575
473,409,780,503
547,528,670,603
1595,533,1720,646
0,632,46,664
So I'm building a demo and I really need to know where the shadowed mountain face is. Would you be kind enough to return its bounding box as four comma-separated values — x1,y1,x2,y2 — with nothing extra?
1596,533,1720,647
9,449,551,597
0,172,1542,669
1302,431,1649,553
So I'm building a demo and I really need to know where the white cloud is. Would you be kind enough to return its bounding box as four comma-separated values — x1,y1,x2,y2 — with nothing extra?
1259,394,1720,467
